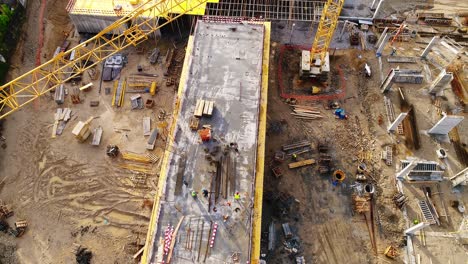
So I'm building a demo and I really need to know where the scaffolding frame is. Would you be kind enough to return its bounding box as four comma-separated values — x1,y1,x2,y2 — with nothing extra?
206,0,325,21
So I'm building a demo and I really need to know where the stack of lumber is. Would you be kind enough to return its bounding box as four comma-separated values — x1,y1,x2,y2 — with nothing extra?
290,105,323,120
194,99,214,117
120,152,159,174
352,194,371,213
282,140,310,151
71,117,94,142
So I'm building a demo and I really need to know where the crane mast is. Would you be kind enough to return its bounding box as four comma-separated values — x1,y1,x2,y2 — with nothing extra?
0,0,211,119
300,0,344,79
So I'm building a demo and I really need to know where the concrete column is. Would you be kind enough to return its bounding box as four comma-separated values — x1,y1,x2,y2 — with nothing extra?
388,113,408,132
375,27,389,48
405,222,430,235
428,115,464,135
421,36,440,59
376,33,391,57
428,70,453,94
372,0,385,19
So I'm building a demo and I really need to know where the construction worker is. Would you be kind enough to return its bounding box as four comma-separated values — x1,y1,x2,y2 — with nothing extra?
292,153,298,161
202,188,209,198
191,190,198,198
234,192,240,201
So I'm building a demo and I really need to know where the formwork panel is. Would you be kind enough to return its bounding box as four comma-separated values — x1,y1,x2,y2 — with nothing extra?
69,14,122,34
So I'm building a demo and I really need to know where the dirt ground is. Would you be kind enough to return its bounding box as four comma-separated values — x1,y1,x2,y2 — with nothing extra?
262,43,392,263
0,1,186,263
262,18,467,264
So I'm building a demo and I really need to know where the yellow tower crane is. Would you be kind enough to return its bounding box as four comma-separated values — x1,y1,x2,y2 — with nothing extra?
0,0,212,119
300,0,344,79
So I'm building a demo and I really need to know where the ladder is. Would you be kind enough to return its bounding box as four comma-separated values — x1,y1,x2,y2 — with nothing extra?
418,200,436,225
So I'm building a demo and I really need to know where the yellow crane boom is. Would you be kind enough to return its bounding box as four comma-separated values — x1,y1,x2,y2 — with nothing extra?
0,0,210,119
301,0,344,78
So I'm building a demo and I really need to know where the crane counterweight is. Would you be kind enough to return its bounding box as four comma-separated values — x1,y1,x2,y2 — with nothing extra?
300,0,344,80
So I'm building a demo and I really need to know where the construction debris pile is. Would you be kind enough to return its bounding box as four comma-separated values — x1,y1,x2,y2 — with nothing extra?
0,200,27,238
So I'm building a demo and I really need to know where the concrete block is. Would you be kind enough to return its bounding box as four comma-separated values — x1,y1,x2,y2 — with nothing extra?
428,115,464,135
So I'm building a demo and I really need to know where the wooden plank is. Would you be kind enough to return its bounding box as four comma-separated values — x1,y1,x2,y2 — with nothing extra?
293,116,319,120
293,109,321,114
207,101,214,116
133,247,145,259
288,159,315,169
195,100,201,116
55,108,63,121
63,108,72,122
143,117,151,136
59,108,67,120
292,105,320,111
203,100,210,115
291,113,323,118
52,109,62,138
194,99,205,117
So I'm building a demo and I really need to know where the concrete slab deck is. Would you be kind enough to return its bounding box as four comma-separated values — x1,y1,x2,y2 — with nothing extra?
146,21,266,263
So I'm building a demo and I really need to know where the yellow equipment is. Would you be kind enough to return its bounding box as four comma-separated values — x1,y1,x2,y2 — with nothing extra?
150,81,157,95
0,0,211,119
301,0,345,79
311,86,321,94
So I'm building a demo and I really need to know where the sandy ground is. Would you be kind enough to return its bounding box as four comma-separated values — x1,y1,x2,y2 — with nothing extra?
0,1,185,263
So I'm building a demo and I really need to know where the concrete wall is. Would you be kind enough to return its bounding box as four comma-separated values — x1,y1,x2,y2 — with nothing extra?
69,13,161,38
69,14,122,34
